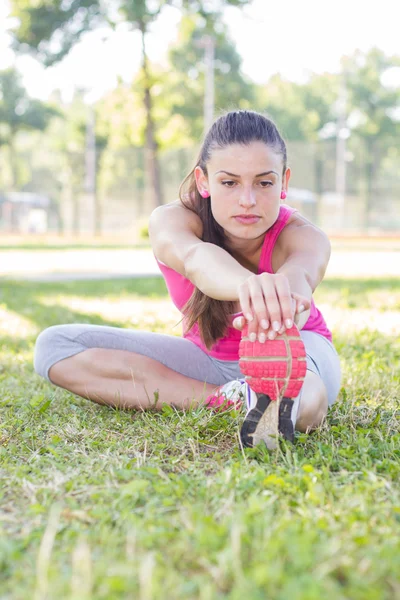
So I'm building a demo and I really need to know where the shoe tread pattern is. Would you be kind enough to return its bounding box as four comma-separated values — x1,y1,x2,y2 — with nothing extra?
239,325,306,401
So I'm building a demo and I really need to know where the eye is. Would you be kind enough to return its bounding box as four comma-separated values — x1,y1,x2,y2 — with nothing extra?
222,180,237,188
259,181,273,187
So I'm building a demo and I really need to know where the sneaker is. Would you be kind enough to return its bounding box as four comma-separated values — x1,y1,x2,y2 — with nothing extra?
239,324,306,450
205,379,246,411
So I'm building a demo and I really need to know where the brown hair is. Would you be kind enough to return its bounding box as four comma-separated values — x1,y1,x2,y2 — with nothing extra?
180,110,287,349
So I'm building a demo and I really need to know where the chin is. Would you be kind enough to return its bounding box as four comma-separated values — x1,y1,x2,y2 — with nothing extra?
223,224,264,241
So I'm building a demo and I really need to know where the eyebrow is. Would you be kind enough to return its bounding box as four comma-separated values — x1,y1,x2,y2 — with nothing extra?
215,170,279,177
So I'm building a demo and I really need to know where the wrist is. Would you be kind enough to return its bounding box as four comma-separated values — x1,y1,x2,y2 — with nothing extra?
277,266,312,301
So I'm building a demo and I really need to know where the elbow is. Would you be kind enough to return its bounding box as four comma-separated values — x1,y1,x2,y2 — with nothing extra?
148,207,161,246
183,242,204,282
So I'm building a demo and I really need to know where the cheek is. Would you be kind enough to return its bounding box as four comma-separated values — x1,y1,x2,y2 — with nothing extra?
209,199,226,225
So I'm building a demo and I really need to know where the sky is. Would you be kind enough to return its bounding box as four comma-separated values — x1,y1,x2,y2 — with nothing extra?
1,0,400,103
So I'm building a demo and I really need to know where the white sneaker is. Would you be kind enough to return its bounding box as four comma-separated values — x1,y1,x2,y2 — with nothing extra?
205,379,246,411
240,385,301,450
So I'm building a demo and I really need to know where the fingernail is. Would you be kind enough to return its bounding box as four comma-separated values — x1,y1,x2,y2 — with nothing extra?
268,331,276,340
261,319,269,330
249,333,257,342
278,327,285,335
246,313,253,322
272,321,280,332
285,319,293,328
298,305,305,313
259,333,266,343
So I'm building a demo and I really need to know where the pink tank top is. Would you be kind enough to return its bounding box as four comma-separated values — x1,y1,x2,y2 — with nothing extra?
156,205,332,361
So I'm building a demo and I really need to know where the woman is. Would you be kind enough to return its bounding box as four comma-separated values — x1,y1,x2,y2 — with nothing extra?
34,110,341,450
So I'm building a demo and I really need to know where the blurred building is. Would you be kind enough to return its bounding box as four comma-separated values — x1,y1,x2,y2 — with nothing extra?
0,192,54,233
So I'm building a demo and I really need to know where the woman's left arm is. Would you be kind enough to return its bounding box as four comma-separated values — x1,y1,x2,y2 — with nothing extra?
274,220,331,328
232,218,331,337
276,220,331,293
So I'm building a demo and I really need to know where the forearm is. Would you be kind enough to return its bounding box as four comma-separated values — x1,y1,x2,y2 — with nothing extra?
276,263,313,301
276,262,322,329
185,242,252,301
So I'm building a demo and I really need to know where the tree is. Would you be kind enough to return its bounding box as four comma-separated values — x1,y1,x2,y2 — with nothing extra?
344,48,400,227
0,67,57,189
254,72,339,223
52,94,108,235
10,0,252,211
166,13,255,140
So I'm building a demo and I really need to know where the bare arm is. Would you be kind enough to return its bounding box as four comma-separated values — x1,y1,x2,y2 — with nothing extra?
151,203,329,339
273,219,331,328
149,201,252,300
234,218,331,338
275,219,331,297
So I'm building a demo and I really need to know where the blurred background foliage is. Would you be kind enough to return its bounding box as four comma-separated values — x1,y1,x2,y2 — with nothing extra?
0,0,399,236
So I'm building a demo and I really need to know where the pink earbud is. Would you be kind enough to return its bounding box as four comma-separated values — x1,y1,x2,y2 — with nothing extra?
280,190,287,200
201,191,210,198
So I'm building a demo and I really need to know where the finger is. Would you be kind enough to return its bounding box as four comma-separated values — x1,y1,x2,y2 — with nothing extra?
247,315,260,342
259,277,281,332
274,274,294,328
247,277,270,331
291,293,311,313
237,282,253,324
232,316,245,331
296,300,308,314
256,323,268,343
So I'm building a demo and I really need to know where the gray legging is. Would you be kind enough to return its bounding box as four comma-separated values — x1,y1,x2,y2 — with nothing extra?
34,324,342,406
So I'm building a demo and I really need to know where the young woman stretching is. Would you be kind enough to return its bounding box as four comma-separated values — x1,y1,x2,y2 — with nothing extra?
34,110,341,450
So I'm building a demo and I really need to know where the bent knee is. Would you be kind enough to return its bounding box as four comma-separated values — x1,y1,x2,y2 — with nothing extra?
34,324,84,381
296,372,328,433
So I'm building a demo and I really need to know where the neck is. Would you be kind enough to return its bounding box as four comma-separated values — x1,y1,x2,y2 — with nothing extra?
225,233,265,273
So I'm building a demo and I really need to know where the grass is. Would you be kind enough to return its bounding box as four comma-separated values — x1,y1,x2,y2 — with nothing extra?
0,276,400,599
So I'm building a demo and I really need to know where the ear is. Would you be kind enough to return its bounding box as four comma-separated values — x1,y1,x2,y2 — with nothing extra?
194,166,209,196
283,167,291,194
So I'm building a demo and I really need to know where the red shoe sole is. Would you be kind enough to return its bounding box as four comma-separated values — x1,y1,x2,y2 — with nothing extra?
239,325,307,401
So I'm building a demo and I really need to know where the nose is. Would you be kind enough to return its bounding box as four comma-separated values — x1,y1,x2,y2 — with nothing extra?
239,186,256,208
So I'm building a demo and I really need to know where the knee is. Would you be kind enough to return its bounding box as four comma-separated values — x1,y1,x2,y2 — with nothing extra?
296,372,328,433
34,324,78,380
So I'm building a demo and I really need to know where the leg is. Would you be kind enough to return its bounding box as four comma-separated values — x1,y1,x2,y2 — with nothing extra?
295,369,328,433
34,324,229,410
49,348,217,410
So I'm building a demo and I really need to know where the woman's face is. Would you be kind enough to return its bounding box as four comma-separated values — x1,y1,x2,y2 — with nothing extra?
195,141,290,246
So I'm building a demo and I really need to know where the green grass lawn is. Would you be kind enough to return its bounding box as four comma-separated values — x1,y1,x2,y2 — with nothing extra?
1,276,400,600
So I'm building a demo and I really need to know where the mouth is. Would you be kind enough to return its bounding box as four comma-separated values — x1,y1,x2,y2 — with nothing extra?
233,214,261,224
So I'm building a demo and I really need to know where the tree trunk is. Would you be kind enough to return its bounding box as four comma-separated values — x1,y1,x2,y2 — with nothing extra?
72,192,80,235
8,132,19,190
364,138,377,231
84,107,102,235
94,183,101,236
139,21,163,211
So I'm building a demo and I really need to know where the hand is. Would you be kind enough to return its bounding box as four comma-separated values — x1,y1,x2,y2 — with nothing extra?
236,272,293,342
233,275,311,341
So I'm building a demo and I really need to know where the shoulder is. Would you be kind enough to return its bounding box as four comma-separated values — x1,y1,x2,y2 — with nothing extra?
282,211,329,243
149,199,203,238
275,210,331,261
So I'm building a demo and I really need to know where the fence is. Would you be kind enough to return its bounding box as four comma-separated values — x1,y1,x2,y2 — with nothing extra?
0,135,399,236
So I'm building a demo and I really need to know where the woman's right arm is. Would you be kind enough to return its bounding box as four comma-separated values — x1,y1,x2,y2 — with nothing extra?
149,202,302,339
149,201,253,302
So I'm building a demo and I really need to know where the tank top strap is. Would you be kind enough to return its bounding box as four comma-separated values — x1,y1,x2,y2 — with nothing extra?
258,204,297,274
